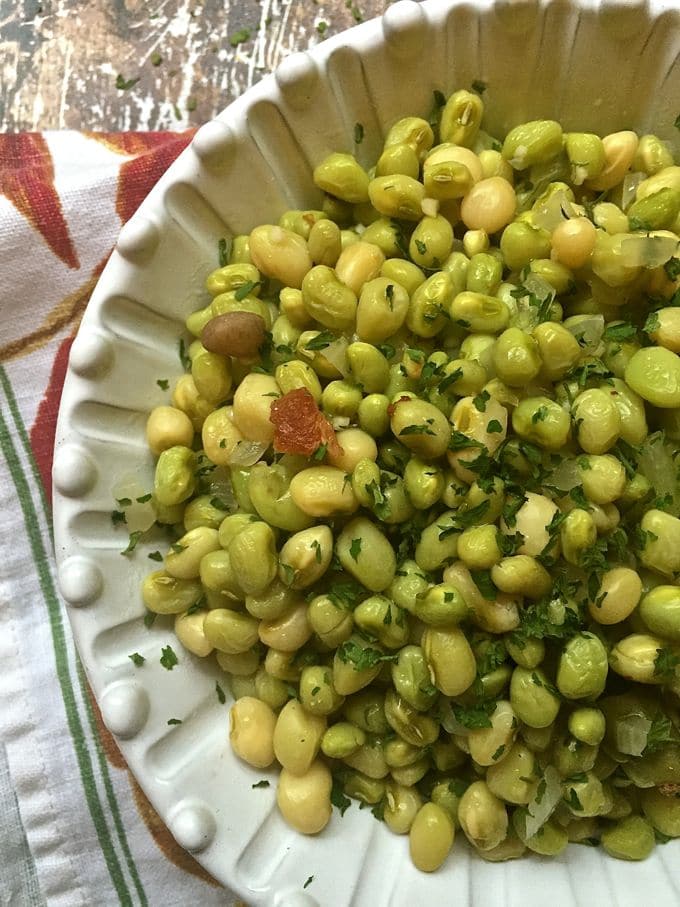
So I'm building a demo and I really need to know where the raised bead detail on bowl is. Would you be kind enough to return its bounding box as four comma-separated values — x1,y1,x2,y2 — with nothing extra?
116,216,160,263
69,330,113,378
52,444,97,497
168,800,217,852
100,682,150,739
57,556,103,606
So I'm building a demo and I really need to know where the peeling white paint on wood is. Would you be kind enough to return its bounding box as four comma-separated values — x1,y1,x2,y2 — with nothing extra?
0,0,395,131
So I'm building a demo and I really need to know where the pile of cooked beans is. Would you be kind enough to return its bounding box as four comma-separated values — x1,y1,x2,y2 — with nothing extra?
137,86,680,870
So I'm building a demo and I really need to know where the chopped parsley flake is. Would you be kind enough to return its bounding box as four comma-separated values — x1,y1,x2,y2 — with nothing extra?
229,28,251,47
156,378,169,390
167,718,182,725
252,779,270,789
128,653,145,667
115,74,140,91
121,530,144,556
160,645,178,670
354,122,364,144
349,538,362,561
215,681,226,704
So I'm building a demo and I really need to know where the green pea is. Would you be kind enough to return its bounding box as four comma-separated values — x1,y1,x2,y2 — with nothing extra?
320,380,363,418
431,740,466,773
228,521,278,595
377,472,416,524
505,636,545,670
278,209,326,239
556,633,609,700
409,802,455,872
384,116,433,158
384,689,439,746
154,446,196,507
510,666,560,728
388,560,430,613
564,132,606,183
500,220,551,271
354,595,409,649
368,174,426,221
406,271,454,337
414,582,468,626
360,218,405,257
343,690,389,735
275,359,322,402
628,187,680,231
568,708,606,746
639,509,680,577
313,152,369,204
299,665,344,716
458,781,508,852
441,250,470,295
205,262,261,297
450,291,510,334
552,734,599,776
335,516,397,592
346,342,390,393
384,782,423,835
142,571,202,614
486,743,536,805
199,550,242,601
532,322,581,381
493,327,542,385
422,626,476,696
301,264,357,331
415,513,459,572
409,215,454,269
572,388,621,454
466,252,503,295
439,90,483,147
502,120,563,169
634,135,675,176
560,508,597,566
344,771,385,805
456,524,502,570
380,260,425,297
227,234,251,264
244,579,296,621
322,194,354,226
321,722,365,759
639,585,680,640
204,608,259,654
625,347,680,408
390,396,451,459
423,158,475,200
355,393,389,438
333,635,383,696
601,815,655,861
641,787,680,837
183,494,229,532
511,396,571,451
356,277,410,343
403,458,444,509
307,594,353,648
253,667,288,710
307,218,342,266
391,645,438,711
513,813,568,856
229,466,255,513
375,142,420,179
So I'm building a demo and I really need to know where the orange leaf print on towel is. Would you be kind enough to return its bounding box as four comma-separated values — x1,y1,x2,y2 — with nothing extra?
86,131,195,224
0,134,80,269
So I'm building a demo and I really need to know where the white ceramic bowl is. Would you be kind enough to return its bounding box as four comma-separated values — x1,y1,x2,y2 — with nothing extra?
54,1,680,904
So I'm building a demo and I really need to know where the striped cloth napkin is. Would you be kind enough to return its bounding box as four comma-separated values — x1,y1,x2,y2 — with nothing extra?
0,132,243,907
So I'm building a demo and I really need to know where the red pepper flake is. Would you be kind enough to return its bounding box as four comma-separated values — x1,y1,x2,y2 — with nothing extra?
270,387,342,458
386,395,411,417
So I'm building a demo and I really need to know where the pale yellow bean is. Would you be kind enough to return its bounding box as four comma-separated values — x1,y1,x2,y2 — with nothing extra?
229,696,277,768
551,217,597,269
146,406,194,456
589,567,642,625
468,701,518,766
409,803,455,872
201,407,245,465
289,466,359,517
585,131,638,192
249,224,312,288
232,373,280,443
327,428,378,473
258,602,313,652
335,241,385,296
273,699,327,775
277,760,332,834
174,611,214,656
461,177,516,234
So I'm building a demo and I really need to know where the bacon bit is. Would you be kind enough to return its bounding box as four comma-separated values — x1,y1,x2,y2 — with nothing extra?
269,387,342,458
386,395,411,418
659,783,680,797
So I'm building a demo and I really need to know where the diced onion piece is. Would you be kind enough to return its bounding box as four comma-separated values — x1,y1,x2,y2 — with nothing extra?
112,475,156,533
322,336,349,376
549,457,582,491
524,765,562,840
227,440,269,467
621,171,646,211
533,188,578,234
618,233,679,269
616,714,653,757
637,434,680,516
565,313,604,353
421,197,440,218
331,415,351,430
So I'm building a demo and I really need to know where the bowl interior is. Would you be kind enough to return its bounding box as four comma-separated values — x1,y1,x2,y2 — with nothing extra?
54,1,680,905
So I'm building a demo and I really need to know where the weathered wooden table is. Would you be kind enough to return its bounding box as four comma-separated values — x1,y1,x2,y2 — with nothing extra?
1,0,395,132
